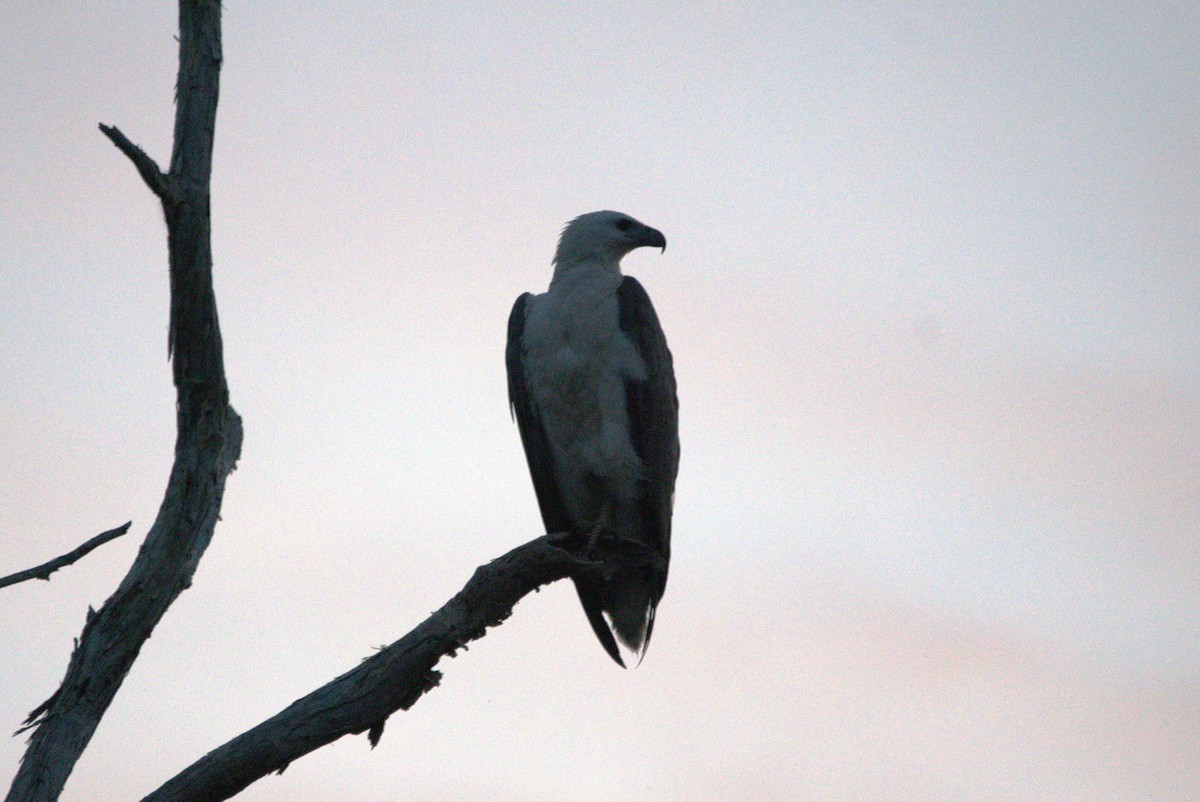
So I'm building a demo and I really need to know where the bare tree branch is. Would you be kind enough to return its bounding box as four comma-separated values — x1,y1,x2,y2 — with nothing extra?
5,3,239,800
0,523,132,591
141,532,651,802
97,125,174,202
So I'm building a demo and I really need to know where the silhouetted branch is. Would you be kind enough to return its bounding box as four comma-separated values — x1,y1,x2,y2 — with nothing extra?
0,523,132,591
141,532,653,802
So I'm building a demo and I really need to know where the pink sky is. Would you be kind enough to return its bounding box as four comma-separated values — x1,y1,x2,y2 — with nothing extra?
2,4,1197,800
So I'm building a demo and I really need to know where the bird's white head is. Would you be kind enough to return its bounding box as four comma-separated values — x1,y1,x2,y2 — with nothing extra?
553,211,667,275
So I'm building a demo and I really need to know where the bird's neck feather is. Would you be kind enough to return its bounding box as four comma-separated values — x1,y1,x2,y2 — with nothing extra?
550,253,622,287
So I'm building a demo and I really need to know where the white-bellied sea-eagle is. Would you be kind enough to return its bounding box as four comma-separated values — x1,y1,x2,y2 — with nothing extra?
506,211,679,667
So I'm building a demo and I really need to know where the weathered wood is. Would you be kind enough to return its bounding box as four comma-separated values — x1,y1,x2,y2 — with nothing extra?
140,532,638,802
0,523,131,591
4,3,239,801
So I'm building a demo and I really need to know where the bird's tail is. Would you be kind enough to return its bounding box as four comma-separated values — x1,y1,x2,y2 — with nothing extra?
605,577,655,653
574,568,660,668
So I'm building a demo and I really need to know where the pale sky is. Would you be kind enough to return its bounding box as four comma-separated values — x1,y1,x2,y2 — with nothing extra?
2,3,1198,800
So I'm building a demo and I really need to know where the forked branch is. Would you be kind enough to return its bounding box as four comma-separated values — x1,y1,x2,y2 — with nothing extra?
5,3,239,801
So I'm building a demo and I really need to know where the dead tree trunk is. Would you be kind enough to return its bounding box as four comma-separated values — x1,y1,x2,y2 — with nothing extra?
5,3,240,800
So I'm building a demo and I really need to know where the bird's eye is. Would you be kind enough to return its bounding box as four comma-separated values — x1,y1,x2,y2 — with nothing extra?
615,218,633,231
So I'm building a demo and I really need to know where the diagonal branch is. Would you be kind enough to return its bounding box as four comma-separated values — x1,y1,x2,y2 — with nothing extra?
0,523,132,591
141,533,655,802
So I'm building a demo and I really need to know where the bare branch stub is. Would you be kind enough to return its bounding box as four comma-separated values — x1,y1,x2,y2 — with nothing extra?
97,125,174,202
0,523,132,591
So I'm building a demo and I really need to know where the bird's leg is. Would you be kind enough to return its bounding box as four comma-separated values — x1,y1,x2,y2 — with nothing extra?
586,502,617,552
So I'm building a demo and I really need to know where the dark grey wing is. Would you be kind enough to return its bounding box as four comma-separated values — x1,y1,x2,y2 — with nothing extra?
506,293,573,535
617,275,680,650
507,293,626,666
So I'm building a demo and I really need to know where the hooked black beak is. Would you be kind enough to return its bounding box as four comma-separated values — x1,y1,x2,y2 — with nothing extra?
642,226,667,253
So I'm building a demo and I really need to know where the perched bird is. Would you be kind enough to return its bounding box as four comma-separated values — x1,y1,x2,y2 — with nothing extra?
506,211,679,667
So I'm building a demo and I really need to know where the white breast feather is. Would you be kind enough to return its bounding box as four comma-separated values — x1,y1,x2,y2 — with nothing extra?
522,268,645,521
